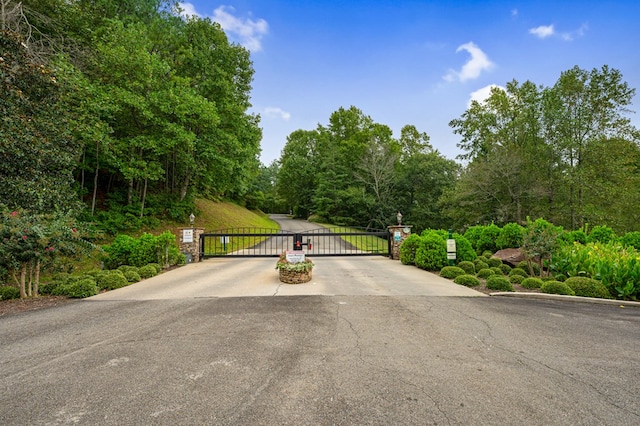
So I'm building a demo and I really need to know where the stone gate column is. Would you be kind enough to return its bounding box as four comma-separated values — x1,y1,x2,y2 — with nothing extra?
178,227,205,263
388,224,412,260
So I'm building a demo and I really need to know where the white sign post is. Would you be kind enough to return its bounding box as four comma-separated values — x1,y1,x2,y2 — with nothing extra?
446,238,457,260
183,229,194,243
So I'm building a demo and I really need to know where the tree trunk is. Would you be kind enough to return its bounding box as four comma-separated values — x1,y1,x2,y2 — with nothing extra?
128,178,134,204
34,258,40,297
140,177,148,218
180,170,190,202
91,141,100,216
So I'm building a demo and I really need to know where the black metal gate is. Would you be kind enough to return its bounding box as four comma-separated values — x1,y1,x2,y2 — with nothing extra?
200,226,390,258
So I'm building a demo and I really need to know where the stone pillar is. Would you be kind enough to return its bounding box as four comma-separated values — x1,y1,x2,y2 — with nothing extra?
178,227,205,263
388,225,412,260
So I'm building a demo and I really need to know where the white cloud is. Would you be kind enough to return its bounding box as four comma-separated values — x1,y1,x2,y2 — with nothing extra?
529,24,555,39
264,107,291,121
468,84,505,107
213,6,268,52
443,42,494,83
530,23,587,41
178,2,199,18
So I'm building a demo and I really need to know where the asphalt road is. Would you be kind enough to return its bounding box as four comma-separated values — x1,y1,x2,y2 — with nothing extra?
1,217,639,425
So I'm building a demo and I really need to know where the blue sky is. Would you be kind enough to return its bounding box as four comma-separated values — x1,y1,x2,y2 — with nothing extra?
179,1,640,165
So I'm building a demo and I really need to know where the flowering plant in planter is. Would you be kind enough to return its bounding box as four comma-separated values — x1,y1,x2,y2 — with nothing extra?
276,252,314,284
275,252,314,272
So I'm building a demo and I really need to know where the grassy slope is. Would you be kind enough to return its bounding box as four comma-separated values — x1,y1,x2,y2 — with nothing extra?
193,199,278,231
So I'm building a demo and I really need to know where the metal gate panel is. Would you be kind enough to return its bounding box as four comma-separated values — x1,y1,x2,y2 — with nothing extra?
200,227,390,258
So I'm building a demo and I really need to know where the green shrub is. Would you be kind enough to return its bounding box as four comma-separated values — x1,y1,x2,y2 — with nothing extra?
517,261,540,276
414,232,448,271
496,222,524,249
559,229,587,245
521,277,543,289
457,261,476,275
39,281,61,295
63,278,99,298
96,271,129,291
452,233,477,263
541,281,575,296
148,263,162,274
477,268,495,279
51,272,71,285
103,231,181,269
490,267,504,275
509,267,529,278
138,264,158,279
0,285,20,300
118,265,139,274
564,277,612,299
454,274,481,287
620,231,640,250
509,274,525,284
399,234,422,265
487,257,503,268
499,264,512,275
440,266,466,279
587,225,617,244
486,276,514,291
473,259,489,271
464,224,501,255
124,270,141,283
481,251,494,259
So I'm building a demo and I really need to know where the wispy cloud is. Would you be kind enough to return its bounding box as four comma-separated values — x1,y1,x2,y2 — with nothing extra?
529,23,588,41
213,6,269,52
444,42,494,83
529,24,555,39
264,107,291,121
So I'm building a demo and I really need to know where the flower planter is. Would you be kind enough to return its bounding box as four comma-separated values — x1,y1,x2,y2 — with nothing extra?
278,267,312,284
276,252,314,284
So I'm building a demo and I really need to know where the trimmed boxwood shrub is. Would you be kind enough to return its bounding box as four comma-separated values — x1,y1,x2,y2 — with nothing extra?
487,257,503,268
457,261,476,275
39,281,61,295
138,264,158,279
587,225,617,244
564,277,612,299
124,270,141,283
0,285,20,300
509,267,529,278
97,271,129,291
521,277,543,289
476,268,495,279
486,276,514,291
399,234,422,265
473,259,489,271
510,275,525,284
454,274,481,287
500,263,512,275
118,265,139,274
63,278,99,298
148,263,162,274
414,232,448,271
490,267,504,276
440,266,466,279
541,281,575,296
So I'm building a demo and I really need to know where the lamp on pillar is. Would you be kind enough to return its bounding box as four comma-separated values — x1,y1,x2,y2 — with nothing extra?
189,213,195,227
396,211,402,226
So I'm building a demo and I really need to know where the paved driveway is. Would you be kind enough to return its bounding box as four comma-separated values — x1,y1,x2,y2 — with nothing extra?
1,218,639,425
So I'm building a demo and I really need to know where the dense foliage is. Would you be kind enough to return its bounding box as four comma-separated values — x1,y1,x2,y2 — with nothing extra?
2,0,261,224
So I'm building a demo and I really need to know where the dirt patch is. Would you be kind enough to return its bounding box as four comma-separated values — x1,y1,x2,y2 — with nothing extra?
0,296,75,317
